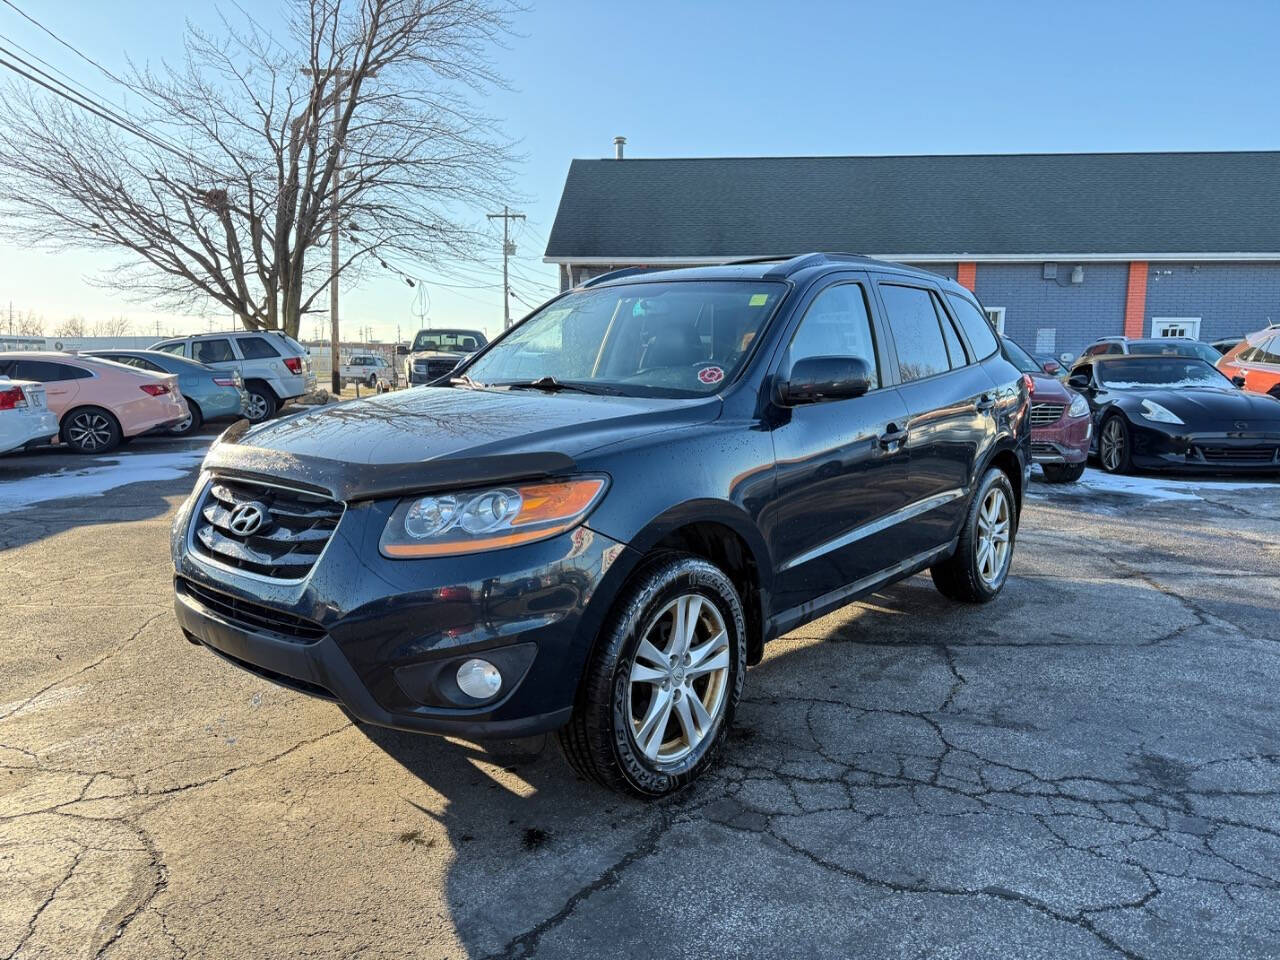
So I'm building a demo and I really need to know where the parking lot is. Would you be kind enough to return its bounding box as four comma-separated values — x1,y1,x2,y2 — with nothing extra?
2,438,1278,960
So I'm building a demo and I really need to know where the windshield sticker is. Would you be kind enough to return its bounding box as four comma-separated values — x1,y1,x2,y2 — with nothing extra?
748,293,769,307
697,365,725,385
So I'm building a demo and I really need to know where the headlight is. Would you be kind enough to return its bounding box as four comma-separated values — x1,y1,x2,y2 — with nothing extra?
1139,399,1183,425
379,476,608,558
1067,392,1089,418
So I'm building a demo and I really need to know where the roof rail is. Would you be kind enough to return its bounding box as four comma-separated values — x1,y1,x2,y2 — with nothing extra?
723,255,795,266
580,266,655,288
761,252,878,279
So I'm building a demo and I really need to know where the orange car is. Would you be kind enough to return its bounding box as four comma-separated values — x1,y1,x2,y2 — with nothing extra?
0,352,189,453
1218,327,1280,399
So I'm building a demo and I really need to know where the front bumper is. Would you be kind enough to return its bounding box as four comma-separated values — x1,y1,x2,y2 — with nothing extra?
1031,414,1091,464
1125,422,1280,472
171,481,630,737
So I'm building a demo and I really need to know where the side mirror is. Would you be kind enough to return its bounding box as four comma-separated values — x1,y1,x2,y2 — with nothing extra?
1232,374,1247,388
395,344,409,356
1067,374,1091,391
1041,360,1060,375
779,356,872,405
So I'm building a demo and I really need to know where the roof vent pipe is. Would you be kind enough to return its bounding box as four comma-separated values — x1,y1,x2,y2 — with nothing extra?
613,136,626,160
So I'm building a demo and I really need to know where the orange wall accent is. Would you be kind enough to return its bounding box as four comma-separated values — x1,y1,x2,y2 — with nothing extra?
956,262,976,290
1124,261,1148,338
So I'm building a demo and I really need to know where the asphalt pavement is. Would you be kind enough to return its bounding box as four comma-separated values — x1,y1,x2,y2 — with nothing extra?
1,443,1277,959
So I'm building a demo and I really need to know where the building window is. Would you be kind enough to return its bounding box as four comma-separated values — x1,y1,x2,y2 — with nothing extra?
1151,317,1201,339
984,307,1006,334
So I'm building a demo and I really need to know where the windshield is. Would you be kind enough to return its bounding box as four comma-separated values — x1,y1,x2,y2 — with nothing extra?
1000,337,1041,374
413,329,486,353
464,280,788,397
1096,357,1232,389
1128,340,1221,364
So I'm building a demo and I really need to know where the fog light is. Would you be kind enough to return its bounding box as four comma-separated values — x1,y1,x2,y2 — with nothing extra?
456,658,502,699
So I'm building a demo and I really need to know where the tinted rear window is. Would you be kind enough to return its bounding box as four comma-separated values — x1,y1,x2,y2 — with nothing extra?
879,284,950,382
14,360,92,381
236,336,280,359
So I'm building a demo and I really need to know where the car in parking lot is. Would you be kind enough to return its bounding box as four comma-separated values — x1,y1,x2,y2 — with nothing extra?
151,331,315,423
404,328,487,385
83,349,248,437
1217,326,1280,399
1078,336,1223,366
0,351,188,453
0,376,59,454
1068,354,1280,473
340,353,393,390
1000,336,1090,481
171,253,1029,797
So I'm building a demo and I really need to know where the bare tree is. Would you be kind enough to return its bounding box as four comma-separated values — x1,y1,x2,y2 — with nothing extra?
93,315,133,337
16,310,45,337
0,0,514,337
54,315,86,338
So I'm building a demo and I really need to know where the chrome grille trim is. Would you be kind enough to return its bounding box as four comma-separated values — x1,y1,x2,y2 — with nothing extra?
1030,402,1066,427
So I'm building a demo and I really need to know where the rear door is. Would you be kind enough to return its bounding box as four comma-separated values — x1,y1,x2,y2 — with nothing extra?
191,337,240,378
764,274,914,612
872,279,998,556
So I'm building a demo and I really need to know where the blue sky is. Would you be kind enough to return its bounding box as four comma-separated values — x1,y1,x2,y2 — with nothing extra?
3,0,1279,342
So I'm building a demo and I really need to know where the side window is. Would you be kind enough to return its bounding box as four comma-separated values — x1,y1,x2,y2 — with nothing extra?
237,336,280,359
1254,335,1280,364
786,283,880,389
194,339,235,364
14,360,91,382
944,293,999,359
932,292,969,368
155,342,186,356
879,283,951,383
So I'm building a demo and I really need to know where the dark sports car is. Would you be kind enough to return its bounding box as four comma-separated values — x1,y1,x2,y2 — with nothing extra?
1066,355,1280,474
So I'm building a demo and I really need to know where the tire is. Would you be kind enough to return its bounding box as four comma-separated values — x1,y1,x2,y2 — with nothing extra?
243,382,278,423
557,554,746,798
930,467,1018,603
1098,413,1132,474
367,373,378,389
169,401,203,437
61,406,122,454
1041,460,1086,483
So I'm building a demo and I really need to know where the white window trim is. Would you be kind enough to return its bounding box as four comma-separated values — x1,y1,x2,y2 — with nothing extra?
984,307,1006,335
1151,317,1201,339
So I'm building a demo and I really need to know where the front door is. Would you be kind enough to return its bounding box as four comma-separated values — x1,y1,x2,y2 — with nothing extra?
765,277,913,614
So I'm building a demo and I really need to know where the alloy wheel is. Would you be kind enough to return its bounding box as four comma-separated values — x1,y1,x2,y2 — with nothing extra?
975,487,1011,586
627,594,730,764
172,413,193,434
67,412,113,451
1101,418,1125,471
245,393,268,421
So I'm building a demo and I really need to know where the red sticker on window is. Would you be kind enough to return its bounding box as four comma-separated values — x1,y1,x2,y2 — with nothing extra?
697,366,724,384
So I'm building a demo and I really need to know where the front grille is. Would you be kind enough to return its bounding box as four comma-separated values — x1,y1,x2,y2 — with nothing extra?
191,477,343,580
414,357,460,379
1030,402,1066,426
178,577,326,643
1194,445,1279,464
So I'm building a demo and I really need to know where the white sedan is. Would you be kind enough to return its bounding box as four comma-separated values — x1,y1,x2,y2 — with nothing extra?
0,377,59,455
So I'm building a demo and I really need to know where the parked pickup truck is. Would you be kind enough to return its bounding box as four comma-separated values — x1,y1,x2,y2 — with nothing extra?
404,328,487,385
340,354,393,391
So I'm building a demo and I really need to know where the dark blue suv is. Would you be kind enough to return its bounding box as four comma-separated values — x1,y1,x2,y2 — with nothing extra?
171,253,1030,796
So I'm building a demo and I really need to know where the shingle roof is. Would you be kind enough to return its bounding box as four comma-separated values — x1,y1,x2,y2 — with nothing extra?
544,152,1280,260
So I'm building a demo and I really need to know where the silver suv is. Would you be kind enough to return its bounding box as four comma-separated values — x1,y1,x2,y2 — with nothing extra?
151,331,315,422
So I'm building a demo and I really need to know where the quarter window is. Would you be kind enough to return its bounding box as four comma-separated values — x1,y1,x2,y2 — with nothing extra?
237,336,280,359
1251,335,1280,364
944,293,999,359
879,284,951,383
785,283,880,389
154,342,186,356
194,339,235,364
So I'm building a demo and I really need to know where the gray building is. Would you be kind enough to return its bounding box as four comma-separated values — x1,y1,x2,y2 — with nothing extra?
543,150,1280,358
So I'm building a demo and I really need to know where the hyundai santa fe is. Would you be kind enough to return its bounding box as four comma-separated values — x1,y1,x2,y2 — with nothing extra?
171,253,1030,797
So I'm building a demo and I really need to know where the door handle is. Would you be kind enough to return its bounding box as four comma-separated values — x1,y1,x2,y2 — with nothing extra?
878,424,909,449
975,395,997,412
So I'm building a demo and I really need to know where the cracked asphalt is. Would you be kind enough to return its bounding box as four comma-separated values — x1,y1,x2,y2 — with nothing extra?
2,437,1278,959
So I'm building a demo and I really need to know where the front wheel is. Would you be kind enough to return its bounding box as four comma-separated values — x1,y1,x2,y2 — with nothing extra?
558,555,746,798
1041,460,1086,483
931,467,1017,603
1098,414,1132,474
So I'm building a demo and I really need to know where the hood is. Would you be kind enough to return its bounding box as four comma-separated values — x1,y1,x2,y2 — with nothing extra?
1111,385,1280,425
1029,374,1071,404
202,386,720,501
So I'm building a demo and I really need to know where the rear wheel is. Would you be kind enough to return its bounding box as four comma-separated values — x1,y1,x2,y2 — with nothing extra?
558,555,745,797
1041,461,1086,483
169,401,203,437
243,382,277,423
931,467,1017,603
1098,414,1132,474
61,407,121,454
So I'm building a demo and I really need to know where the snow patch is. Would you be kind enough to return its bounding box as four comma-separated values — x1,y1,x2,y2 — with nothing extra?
1031,464,1277,502
0,445,208,514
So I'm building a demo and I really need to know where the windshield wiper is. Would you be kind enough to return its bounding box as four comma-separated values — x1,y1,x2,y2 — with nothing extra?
497,377,619,395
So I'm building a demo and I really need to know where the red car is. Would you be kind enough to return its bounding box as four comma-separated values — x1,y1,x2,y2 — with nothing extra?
1001,337,1092,482
1217,325,1280,399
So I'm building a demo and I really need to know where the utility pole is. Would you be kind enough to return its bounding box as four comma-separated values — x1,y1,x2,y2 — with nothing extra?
487,205,525,328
